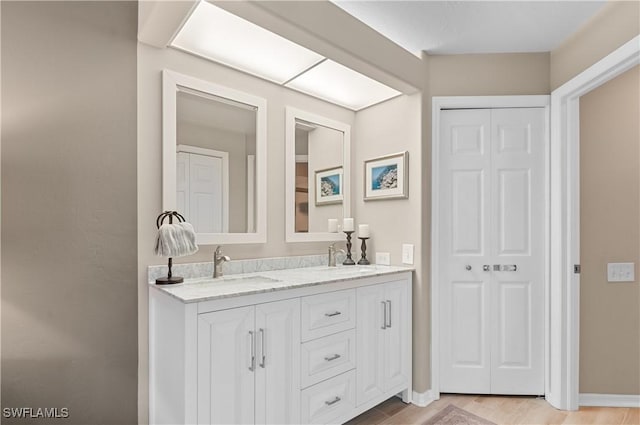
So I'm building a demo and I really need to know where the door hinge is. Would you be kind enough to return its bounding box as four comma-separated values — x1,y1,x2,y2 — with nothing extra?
574,264,581,274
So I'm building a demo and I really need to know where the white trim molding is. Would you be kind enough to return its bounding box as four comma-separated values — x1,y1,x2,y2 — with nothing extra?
579,394,640,408
548,35,640,411
412,390,438,408
430,95,550,403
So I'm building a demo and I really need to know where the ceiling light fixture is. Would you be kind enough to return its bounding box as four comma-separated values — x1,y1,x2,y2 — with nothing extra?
171,1,324,84
285,60,401,111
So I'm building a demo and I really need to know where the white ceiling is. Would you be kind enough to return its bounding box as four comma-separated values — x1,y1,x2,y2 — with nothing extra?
332,1,607,56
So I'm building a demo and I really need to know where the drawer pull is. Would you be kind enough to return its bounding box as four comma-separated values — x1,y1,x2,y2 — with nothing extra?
325,396,341,406
324,311,342,317
324,353,341,362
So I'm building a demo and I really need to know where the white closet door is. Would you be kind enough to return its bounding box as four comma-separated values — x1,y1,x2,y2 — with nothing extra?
439,108,545,395
489,108,544,395
189,153,223,233
439,109,493,394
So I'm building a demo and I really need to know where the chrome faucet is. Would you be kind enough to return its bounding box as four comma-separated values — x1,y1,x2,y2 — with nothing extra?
328,244,346,267
213,246,231,278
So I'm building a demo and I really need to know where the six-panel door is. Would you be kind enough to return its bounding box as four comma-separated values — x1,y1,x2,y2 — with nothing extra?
439,108,545,395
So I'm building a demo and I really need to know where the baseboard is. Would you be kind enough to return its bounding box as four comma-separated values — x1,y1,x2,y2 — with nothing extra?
579,393,640,408
412,389,438,407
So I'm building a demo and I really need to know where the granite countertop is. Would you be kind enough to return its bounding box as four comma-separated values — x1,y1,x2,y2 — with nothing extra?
150,264,413,303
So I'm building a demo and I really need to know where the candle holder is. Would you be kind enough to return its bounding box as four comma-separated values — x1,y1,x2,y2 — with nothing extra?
357,238,370,265
343,231,356,265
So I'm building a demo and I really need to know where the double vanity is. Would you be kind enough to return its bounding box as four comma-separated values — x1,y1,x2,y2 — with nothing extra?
149,259,412,425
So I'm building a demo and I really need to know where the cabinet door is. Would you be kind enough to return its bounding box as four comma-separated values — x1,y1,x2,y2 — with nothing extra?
356,285,385,406
198,306,255,425
255,298,301,425
383,281,410,391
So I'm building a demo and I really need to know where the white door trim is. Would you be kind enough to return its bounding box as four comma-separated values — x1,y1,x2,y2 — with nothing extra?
431,95,551,402
548,35,640,411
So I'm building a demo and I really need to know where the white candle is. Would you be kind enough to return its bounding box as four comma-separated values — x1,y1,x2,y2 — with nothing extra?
343,218,354,232
358,224,370,238
328,219,338,233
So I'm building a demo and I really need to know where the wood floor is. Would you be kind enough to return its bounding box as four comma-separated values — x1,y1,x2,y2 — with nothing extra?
345,394,640,425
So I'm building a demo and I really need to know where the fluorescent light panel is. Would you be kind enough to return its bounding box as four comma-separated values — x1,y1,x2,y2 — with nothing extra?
171,1,324,84
285,60,401,110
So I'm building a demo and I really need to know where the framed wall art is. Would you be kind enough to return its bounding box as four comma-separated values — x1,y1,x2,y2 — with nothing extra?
364,151,408,201
315,166,343,205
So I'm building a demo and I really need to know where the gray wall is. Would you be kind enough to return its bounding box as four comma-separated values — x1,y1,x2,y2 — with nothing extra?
1,2,138,423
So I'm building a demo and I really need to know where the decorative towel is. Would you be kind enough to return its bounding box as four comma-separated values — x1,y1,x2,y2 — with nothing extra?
154,222,199,257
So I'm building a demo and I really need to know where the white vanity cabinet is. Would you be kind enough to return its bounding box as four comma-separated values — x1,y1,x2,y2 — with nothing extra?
356,280,410,406
197,299,300,425
149,268,412,425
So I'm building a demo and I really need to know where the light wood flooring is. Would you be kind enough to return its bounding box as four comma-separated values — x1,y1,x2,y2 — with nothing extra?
345,394,640,425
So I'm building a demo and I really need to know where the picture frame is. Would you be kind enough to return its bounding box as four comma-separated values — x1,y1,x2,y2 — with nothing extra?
364,151,409,201
315,166,344,205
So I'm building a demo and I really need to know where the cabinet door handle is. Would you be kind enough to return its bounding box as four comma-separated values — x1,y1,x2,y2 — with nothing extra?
325,311,341,317
324,353,341,362
325,396,341,406
259,328,266,368
381,301,387,329
386,300,392,328
248,331,255,372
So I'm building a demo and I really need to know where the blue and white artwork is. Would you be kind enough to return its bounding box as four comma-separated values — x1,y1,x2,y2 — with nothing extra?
320,174,341,197
371,164,398,191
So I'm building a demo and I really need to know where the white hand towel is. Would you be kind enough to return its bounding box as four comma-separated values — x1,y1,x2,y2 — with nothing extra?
154,222,199,257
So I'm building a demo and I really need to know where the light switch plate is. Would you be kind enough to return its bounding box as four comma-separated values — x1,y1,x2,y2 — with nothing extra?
402,244,414,265
607,262,635,282
376,252,390,265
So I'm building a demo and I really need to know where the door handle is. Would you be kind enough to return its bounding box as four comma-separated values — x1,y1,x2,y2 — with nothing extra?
325,311,341,317
258,328,266,368
465,265,472,271
248,331,255,372
381,301,387,330
494,264,518,272
385,300,392,328
483,265,491,272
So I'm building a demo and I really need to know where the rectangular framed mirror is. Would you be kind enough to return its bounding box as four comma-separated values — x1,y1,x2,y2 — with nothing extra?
163,70,267,244
285,107,351,242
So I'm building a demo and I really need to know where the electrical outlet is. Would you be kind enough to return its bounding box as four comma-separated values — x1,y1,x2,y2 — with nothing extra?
376,252,390,265
402,244,414,265
607,263,635,282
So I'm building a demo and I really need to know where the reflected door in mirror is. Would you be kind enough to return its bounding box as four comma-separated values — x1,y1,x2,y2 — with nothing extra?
177,89,256,234
177,149,226,233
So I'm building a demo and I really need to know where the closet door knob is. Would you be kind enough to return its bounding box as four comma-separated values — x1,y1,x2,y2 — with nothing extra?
465,265,472,271
483,265,490,272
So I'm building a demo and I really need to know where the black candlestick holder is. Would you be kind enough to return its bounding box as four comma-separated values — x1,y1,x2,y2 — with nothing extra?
343,231,356,265
357,237,370,265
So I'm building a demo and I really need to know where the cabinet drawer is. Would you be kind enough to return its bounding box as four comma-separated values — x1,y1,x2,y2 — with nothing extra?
301,289,356,341
300,370,356,425
301,329,356,388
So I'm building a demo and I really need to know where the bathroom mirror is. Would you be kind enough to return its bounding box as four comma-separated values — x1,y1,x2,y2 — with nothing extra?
163,70,267,244
285,107,351,242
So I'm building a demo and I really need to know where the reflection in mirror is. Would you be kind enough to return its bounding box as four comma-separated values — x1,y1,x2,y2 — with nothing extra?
163,70,267,245
286,107,351,243
176,89,256,233
294,120,344,232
